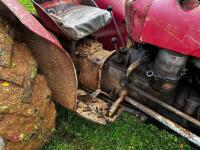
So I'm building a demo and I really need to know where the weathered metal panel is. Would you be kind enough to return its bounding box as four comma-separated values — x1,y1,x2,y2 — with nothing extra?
125,0,153,43
141,0,200,58
93,0,128,50
0,0,78,110
73,39,114,91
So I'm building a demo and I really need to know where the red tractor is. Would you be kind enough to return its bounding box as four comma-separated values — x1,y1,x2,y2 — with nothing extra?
0,0,200,149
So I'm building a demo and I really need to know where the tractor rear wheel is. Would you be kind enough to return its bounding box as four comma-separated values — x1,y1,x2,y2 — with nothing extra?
0,17,56,150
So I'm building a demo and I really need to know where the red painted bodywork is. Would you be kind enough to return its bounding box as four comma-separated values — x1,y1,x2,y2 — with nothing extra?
33,0,127,50
126,0,153,43
126,0,200,58
93,0,128,50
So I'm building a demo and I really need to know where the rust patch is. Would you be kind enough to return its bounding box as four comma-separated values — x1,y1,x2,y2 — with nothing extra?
73,39,123,124
74,39,114,91
24,30,78,111
76,89,109,125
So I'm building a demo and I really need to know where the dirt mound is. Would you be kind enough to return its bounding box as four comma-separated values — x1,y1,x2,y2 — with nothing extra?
0,18,56,150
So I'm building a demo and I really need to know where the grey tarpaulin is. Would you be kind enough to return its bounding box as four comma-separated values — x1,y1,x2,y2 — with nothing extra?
54,5,111,40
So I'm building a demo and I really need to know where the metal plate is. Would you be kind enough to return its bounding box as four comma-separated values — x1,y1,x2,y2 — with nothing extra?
76,89,109,125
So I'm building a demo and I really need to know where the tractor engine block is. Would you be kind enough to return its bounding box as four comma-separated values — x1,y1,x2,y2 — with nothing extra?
72,39,200,133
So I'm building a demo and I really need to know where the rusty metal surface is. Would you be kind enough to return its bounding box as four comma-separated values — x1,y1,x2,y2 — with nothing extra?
76,89,124,124
0,1,78,110
125,96,200,147
126,58,142,77
24,31,78,110
74,39,114,91
101,61,124,94
76,89,109,125
108,90,127,117
72,39,122,124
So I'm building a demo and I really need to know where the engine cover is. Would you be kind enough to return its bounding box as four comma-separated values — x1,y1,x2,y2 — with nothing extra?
126,0,200,58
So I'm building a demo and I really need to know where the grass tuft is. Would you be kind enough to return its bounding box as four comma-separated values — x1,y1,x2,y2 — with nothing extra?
19,0,35,12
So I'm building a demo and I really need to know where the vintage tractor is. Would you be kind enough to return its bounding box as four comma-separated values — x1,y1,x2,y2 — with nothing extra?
32,0,200,147
0,0,200,149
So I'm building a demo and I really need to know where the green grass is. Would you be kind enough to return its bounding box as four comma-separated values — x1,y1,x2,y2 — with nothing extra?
42,105,193,150
19,0,35,12
19,1,194,149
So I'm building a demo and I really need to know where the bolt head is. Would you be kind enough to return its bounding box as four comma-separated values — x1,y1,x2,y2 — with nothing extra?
111,37,117,43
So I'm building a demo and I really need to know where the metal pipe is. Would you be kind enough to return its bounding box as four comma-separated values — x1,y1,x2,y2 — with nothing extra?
112,37,119,51
126,58,142,77
107,6,125,48
109,90,127,117
125,96,200,147
81,87,144,121
108,58,142,117
131,85,200,127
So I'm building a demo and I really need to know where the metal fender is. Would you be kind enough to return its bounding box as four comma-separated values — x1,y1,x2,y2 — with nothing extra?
0,0,78,110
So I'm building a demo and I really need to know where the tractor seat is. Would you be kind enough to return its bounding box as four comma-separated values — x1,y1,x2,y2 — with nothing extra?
48,5,112,40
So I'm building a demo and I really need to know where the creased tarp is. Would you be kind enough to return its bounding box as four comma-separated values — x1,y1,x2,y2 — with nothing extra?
55,5,112,40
